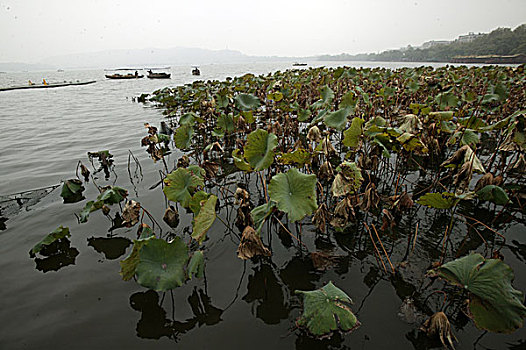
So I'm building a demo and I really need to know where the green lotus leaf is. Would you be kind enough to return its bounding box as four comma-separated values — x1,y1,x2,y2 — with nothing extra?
251,201,275,232
429,111,454,121
191,195,218,244
232,148,252,172
339,91,357,109
235,93,261,111
30,226,70,258
187,250,205,279
78,200,104,223
417,192,458,209
476,185,510,205
268,168,317,223
97,186,128,205
119,235,154,281
320,85,335,104
179,112,197,126
430,254,526,333
297,108,312,122
174,124,194,150
189,191,210,215
436,92,459,109
215,92,229,108
163,168,204,208
277,148,312,166
296,281,359,337
324,107,351,131
217,113,235,133
244,129,278,171
396,132,429,153
267,91,283,102
343,117,364,149
135,237,189,291
60,179,85,203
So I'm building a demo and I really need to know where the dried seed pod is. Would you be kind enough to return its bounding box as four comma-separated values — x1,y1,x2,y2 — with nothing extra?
163,206,179,228
421,312,457,349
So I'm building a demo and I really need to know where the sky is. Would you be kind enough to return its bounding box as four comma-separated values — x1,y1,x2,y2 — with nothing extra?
0,0,525,63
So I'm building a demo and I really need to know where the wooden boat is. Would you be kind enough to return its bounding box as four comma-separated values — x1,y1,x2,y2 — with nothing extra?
147,71,171,79
292,62,307,66
105,73,144,79
192,67,200,76
0,80,96,92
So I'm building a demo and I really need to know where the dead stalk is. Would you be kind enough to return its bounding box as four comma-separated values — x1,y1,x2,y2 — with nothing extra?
372,224,395,273
365,223,388,274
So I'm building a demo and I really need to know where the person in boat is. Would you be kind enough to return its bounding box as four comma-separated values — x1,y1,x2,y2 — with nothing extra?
42,79,48,85
134,71,139,78
28,80,35,85
148,70,153,75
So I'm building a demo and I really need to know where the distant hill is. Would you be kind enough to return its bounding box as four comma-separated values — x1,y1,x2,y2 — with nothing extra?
39,47,294,70
319,24,526,62
0,62,55,72
0,47,296,71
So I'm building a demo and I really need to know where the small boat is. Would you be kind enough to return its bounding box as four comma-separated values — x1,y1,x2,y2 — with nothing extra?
292,62,307,66
192,67,200,76
147,70,171,79
105,73,144,79
0,80,96,92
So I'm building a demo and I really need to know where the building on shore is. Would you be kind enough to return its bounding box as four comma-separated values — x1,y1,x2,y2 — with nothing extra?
457,32,484,43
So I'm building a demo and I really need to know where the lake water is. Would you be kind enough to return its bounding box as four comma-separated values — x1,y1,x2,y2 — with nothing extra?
0,61,524,349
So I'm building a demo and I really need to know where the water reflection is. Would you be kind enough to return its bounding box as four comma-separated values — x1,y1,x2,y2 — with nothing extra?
87,236,132,260
32,238,79,273
295,331,350,350
129,288,223,341
243,263,289,324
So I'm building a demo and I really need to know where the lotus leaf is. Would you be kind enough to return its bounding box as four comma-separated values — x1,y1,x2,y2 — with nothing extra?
187,251,205,279
339,91,357,109
135,237,189,291
244,129,278,171
232,148,252,172
98,186,128,205
297,108,312,122
191,195,217,244
60,179,85,203
217,113,235,133
189,191,210,215
296,281,359,337
251,201,275,232
179,112,197,126
163,168,204,208
174,124,194,150
331,162,363,197
430,254,526,333
268,168,317,223
235,93,261,111
342,117,364,149
324,107,351,131
119,235,154,281
417,192,458,209
277,148,311,166
30,226,70,258
320,85,335,104
476,185,510,205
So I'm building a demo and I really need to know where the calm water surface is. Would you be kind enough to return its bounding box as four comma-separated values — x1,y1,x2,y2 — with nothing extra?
0,61,524,349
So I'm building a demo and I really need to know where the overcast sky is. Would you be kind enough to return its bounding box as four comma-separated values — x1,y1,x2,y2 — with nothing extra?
1,0,524,63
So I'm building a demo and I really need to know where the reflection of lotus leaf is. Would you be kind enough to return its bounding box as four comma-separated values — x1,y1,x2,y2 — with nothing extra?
431,254,526,333
268,168,317,223
244,129,278,171
30,226,70,257
135,238,189,291
163,168,204,208
296,281,359,337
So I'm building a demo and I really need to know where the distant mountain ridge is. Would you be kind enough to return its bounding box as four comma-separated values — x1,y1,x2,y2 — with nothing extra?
0,47,297,71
